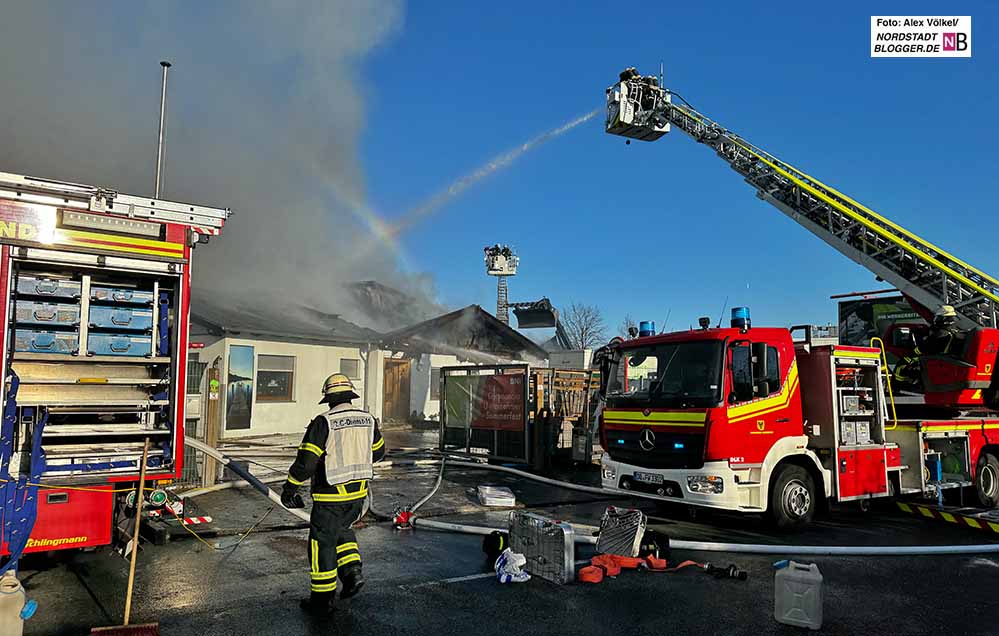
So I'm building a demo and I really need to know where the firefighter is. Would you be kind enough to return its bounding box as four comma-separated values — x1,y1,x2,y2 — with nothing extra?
922,305,963,356
282,373,386,616
893,305,964,389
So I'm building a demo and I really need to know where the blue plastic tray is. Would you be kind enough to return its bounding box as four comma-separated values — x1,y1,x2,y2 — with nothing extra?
87,333,152,357
15,329,79,354
15,301,81,327
90,286,155,306
16,275,81,300
89,306,153,332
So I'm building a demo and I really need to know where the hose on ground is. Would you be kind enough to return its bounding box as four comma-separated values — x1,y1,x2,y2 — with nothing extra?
188,440,999,556
186,438,310,523
391,455,999,556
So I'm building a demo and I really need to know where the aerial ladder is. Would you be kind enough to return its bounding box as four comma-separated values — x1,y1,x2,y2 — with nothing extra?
605,68,999,332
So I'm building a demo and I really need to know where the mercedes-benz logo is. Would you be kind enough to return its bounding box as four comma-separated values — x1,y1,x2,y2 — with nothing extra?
639,428,656,451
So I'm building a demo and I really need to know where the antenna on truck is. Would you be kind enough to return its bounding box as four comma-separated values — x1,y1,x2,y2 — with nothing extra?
715,296,729,328
154,60,172,198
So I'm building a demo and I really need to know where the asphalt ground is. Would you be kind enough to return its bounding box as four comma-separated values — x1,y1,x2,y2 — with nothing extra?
19,459,999,636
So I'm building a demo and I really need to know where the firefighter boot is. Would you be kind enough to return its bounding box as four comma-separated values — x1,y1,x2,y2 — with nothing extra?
300,591,335,616
339,564,365,599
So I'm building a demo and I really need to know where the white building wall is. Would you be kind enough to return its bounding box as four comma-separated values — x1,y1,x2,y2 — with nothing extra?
548,349,592,370
205,337,384,439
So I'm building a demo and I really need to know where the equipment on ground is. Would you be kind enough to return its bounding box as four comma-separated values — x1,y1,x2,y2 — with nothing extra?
508,511,575,584
773,560,823,630
92,441,159,635
597,67,999,527
594,506,646,557
0,570,35,636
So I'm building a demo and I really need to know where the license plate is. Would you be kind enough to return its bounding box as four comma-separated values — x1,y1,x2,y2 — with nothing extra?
633,471,664,485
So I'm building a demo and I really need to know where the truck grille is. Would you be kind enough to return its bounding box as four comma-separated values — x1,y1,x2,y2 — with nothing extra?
604,429,705,469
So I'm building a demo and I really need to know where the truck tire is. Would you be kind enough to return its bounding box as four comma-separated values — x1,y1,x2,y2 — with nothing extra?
974,453,999,508
769,465,816,530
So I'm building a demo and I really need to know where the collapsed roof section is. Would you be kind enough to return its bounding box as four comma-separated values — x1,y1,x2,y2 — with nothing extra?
380,305,549,364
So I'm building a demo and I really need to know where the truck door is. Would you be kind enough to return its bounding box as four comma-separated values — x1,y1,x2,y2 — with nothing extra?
719,340,793,464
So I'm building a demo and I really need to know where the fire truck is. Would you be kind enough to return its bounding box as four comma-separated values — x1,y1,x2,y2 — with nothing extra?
597,68,999,528
0,171,228,565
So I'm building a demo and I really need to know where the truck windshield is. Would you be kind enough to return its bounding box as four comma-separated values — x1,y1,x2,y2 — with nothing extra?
605,340,724,409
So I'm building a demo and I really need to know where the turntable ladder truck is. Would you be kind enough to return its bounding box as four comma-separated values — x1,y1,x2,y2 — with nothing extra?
0,171,230,570
597,68,999,529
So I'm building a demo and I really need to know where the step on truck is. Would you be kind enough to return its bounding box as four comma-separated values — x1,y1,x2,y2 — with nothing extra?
597,313,999,528
0,171,229,564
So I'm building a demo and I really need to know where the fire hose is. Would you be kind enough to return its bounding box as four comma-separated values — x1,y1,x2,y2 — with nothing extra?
186,440,999,556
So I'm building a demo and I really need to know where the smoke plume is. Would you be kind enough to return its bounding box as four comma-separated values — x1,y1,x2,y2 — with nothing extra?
0,1,437,331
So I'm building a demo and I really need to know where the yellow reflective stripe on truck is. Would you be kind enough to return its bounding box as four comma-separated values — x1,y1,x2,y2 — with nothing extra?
602,410,706,428
727,362,799,423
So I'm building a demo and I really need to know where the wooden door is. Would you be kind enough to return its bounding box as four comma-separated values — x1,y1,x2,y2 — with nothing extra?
383,359,412,421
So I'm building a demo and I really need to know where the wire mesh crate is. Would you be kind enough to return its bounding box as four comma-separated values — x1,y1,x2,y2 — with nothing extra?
595,506,647,557
508,511,575,584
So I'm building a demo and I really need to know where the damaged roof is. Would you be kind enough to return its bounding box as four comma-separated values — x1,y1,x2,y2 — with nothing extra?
191,295,381,346
380,305,549,363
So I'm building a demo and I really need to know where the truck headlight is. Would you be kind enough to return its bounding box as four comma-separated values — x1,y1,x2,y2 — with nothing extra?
687,475,724,494
602,466,617,481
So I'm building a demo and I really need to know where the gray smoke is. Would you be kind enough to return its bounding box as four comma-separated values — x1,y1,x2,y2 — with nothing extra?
0,1,437,330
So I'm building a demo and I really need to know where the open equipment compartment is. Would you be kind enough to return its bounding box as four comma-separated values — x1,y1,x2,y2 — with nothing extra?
7,255,181,481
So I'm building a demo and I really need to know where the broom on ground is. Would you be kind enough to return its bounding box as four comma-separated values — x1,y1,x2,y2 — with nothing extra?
90,438,160,636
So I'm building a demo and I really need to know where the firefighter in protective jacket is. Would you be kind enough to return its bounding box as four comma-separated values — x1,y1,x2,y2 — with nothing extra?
282,373,386,615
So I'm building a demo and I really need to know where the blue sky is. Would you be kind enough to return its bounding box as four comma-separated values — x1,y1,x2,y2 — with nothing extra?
359,1,996,334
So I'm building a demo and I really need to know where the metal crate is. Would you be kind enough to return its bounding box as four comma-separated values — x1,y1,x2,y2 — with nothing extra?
595,507,647,557
508,511,575,584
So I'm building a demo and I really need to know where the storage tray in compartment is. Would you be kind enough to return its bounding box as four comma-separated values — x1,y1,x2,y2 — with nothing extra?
90,285,155,305
15,300,81,327
87,333,152,357
16,274,82,300
89,305,153,332
15,329,79,355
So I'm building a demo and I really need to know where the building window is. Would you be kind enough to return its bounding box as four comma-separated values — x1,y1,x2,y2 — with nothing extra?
340,358,361,381
187,353,207,395
430,366,442,399
257,354,295,402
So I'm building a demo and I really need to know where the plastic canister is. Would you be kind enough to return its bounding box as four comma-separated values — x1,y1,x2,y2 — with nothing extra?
774,560,823,630
0,571,36,636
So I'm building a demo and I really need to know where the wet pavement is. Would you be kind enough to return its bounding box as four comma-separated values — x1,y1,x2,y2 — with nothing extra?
17,427,999,635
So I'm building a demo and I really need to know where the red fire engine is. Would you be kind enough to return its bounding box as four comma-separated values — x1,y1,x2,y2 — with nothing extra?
597,69,999,528
0,171,228,563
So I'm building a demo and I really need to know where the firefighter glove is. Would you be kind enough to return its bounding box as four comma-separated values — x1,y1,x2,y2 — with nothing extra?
281,483,305,509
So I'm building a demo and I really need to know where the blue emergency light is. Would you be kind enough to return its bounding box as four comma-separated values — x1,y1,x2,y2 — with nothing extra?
638,321,656,337
731,307,751,330
674,442,685,449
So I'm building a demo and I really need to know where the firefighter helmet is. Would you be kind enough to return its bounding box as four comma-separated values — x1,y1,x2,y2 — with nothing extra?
935,305,958,319
320,373,359,404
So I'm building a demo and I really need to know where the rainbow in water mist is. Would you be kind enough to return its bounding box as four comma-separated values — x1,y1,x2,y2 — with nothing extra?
343,107,601,267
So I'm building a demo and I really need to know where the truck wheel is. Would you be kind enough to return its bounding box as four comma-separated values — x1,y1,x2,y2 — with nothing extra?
769,465,816,530
974,453,999,508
